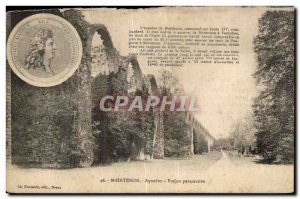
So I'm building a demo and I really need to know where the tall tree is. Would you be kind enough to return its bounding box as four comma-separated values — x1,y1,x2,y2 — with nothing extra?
157,70,189,157
158,70,184,95
253,10,294,163
230,114,256,154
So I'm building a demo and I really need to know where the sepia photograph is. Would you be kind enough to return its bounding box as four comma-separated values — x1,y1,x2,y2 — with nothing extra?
5,6,295,194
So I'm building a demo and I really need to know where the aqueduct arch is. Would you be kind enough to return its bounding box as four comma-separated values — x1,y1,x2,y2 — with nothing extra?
186,112,215,154
87,24,120,74
123,55,144,93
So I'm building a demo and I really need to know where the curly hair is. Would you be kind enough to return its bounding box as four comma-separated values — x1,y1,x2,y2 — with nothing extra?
24,28,53,70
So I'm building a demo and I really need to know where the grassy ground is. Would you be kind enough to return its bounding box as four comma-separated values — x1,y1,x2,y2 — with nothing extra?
225,151,262,166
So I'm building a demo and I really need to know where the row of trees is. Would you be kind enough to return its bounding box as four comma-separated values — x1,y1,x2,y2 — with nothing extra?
229,115,256,156
158,70,191,157
252,10,294,163
221,11,294,164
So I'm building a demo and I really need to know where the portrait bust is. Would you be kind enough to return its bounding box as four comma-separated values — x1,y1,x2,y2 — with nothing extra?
24,28,57,76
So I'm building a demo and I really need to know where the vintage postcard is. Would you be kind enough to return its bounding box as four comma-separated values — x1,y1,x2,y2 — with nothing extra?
6,7,295,193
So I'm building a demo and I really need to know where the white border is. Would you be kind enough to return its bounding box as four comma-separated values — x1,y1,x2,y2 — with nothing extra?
1,0,299,6
1,1,298,199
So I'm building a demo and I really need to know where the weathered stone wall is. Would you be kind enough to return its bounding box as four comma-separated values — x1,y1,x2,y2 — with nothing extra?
185,112,215,155
153,112,165,158
6,12,12,165
63,9,95,168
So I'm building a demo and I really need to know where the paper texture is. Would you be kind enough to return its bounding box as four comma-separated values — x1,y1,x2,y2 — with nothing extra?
6,7,295,193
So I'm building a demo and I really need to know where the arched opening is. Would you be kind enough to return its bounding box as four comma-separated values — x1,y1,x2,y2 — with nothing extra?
127,62,136,93
193,129,198,154
88,25,117,165
146,74,159,96
198,133,209,154
91,32,110,77
123,55,144,94
87,24,118,74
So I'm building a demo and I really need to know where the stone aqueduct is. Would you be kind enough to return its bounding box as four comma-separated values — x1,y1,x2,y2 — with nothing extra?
86,23,215,158
186,113,215,154
7,9,215,167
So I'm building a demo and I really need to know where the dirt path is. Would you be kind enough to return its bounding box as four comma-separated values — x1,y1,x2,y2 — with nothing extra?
204,150,237,192
203,150,294,193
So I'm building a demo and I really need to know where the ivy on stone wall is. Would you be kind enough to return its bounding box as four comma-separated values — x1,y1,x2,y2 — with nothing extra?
164,112,190,157
91,65,155,163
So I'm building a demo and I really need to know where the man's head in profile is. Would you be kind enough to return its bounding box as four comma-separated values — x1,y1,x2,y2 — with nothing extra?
24,28,57,76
